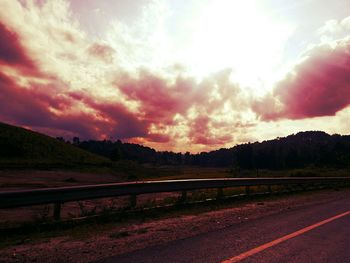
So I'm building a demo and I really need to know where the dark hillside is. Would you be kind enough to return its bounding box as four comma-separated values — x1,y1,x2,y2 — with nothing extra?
3,121,349,170
234,131,350,169
0,122,110,169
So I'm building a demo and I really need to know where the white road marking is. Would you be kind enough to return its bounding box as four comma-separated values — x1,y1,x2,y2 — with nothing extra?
222,210,350,263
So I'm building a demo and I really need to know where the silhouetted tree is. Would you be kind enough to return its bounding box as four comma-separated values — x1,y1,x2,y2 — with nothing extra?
71,131,350,169
73,137,80,145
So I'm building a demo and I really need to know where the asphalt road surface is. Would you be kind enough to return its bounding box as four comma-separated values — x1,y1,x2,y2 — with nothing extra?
99,194,350,263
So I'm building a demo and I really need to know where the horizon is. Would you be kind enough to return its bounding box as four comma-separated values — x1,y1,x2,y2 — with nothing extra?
1,0,350,153
6,121,348,155
73,129,350,155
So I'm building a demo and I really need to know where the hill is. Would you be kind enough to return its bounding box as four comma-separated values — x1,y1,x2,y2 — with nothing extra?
0,122,111,169
2,121,349,170
75,131,350,169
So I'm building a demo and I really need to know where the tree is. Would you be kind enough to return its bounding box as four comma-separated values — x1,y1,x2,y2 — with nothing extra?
73,137,80,145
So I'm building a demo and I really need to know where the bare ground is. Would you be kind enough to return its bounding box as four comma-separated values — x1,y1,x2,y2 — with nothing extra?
1,188,349,263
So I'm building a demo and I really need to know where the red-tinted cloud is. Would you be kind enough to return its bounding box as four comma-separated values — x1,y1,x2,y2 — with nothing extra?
188,115,233,146
87,43,115,63
80,94,173,142
117,69,241,146
0,14,149,141
254,41,350,120
0,72,103,138
118,71,192,124
0,2,247,151
147,133,171,143
78,95,149,139
0,22,39,75
0,73,150,141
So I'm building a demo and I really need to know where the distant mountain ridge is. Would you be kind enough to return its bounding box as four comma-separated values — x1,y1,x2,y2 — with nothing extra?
76,130,350,169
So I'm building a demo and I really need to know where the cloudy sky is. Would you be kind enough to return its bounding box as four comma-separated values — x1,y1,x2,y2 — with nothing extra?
1,0,350,152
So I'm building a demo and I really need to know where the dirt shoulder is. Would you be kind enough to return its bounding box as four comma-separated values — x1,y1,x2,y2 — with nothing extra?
1,188,349,263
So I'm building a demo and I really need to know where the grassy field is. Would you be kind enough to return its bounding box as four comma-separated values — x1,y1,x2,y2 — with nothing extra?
143,166,350,181
231,167,350,178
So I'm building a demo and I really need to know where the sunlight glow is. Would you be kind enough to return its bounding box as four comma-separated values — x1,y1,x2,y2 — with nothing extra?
184,0,294,93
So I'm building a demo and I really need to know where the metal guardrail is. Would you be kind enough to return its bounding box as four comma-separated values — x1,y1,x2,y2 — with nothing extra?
1,177,350,220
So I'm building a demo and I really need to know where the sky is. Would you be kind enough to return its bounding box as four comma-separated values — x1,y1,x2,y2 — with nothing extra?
1,0,350,153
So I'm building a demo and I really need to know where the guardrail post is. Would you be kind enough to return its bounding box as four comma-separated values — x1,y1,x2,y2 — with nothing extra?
333,182,339,191
130,194,137,208
297,184,304,191
245,186,250,196
217,188,224,200
285,184,291,192
179,190,187,204
268,185,272,194
53,202,61,221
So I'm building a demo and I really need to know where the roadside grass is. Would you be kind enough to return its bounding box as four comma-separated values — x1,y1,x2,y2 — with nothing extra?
144,166,230,181
231,167,350,178
2,164,350,190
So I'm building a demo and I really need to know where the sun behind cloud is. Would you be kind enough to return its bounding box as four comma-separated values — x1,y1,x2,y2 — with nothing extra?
182,0,294,92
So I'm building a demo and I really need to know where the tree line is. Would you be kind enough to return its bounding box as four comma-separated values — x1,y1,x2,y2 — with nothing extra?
64,131,350,169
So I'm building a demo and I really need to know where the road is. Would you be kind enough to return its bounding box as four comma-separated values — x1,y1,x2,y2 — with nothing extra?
98,195,350,263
